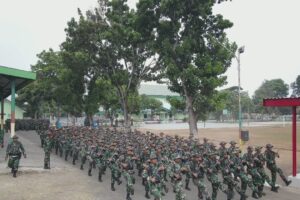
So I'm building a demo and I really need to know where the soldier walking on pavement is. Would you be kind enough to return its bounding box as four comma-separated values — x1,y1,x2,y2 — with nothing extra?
5,135,27,177
43,132,53,169
264,144,292,187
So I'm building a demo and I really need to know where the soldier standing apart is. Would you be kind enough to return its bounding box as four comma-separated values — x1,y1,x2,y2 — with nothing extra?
43,132,53,169
5,135,27,177
264,144,292,187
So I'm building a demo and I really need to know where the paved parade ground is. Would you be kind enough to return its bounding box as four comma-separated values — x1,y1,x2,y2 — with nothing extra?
0,124,299,200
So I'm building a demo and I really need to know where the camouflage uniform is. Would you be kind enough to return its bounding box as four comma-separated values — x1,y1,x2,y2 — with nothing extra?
264,144,291,187
5,135,26,177
43,133,53,169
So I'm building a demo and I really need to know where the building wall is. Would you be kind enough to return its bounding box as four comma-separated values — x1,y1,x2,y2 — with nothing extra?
0,100,24,120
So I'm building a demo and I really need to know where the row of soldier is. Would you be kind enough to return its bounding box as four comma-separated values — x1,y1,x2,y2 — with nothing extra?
37,126,292,200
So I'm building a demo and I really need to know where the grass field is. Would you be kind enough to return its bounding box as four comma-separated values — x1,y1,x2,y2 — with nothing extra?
139,124,300,176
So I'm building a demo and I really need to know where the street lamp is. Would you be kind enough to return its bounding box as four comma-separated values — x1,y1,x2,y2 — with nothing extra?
237,46,245,147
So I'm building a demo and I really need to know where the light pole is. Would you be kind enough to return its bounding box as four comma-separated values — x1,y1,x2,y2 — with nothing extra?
237,46,245,146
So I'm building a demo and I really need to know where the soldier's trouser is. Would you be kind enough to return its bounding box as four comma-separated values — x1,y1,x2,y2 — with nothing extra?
258,167,274,187
175,180,186,200
8,156,20,173
80,156,86,169
55,143,59,155
193,178,210,200
240,174,257,195
65,150,70,161
111,171,121,186
98,165,105,181
150,183,162,200
44,151,50,168
185,174,191,189
40,135,44,147
72,152,78,164
268,165,288,185
59,146,63,157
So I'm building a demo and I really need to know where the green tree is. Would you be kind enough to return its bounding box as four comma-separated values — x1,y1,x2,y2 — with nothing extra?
17,49,78,118
253,79,289,114
137,0,236,136
62,1,159,129
140,94,163,110
166,96,185,116
291,75,300,97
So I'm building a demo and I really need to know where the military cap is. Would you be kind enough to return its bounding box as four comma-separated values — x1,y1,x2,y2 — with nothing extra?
230,141,237,145
255,146,263,151
12,135,18,139
220,141,227,145
247,146,253,150
266,144,273,148
174,154,182,160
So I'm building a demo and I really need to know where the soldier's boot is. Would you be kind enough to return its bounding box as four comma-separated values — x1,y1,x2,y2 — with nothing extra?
65,154,68,161
117,179,122,185
251,192,259,199
198,191,203,200
271,185,279,192
283,178,292,186
185,182,191,191
131,188,134,195
240,193,248,200
13,169,17,178
80,164,84,170
111,183,116,191
88,169,92,176
126,193,132,200
145,191,150,199
44,163,47,169
98,173,102,182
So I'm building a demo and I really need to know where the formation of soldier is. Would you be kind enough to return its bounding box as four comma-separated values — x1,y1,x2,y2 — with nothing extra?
37,126,292,200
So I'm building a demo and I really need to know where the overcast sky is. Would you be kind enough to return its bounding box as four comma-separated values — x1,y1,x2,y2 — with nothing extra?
0,0,299,96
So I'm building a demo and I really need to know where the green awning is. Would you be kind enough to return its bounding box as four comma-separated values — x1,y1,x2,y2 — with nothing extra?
0,65,36,98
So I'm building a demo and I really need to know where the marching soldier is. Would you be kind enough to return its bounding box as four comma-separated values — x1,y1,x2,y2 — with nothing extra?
264,144,291,187
43,132,53,169
5,135,27,177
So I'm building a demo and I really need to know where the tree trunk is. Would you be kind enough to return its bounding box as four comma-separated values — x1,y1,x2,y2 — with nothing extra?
183,85,198,137
117,87,131,132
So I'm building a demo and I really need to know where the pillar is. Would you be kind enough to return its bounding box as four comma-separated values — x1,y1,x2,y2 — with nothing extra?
10,79,16,137
292,106,297,177
1,94,4,130
0,93,4,147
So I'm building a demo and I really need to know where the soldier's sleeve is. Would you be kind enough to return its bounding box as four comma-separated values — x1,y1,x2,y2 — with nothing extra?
20,142,26,154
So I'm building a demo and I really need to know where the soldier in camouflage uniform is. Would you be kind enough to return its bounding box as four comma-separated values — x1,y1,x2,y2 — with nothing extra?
5,135,27,177
109,152,122,191
264,144,291,187
43,131,53,169
190,154,210,200
254,146,279,192
206,154,227,200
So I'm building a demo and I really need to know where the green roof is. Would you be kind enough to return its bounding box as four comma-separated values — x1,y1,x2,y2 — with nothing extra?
0,65,36,98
